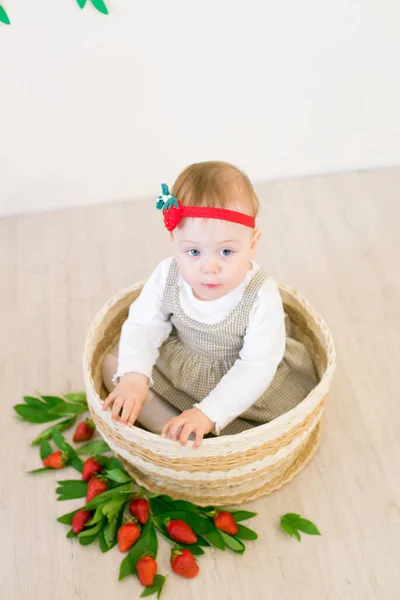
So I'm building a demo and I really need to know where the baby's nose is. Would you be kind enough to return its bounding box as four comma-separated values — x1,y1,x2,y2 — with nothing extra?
202,260,219,274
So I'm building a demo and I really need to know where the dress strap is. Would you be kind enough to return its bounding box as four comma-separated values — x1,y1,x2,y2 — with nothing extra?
236,267,269,317
162,258,180,312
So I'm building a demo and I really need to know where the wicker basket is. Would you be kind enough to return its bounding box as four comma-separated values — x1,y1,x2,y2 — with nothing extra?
83,278,336,506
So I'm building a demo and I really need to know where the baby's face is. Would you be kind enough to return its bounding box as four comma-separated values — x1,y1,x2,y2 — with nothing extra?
171,217,261,301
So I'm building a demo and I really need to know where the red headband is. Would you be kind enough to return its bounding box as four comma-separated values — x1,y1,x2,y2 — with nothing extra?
156,184,255,232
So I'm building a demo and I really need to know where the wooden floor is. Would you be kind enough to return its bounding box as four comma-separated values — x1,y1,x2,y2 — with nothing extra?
1,166,399,600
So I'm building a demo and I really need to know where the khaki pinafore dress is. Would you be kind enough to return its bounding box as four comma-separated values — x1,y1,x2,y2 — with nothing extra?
150,259,318,436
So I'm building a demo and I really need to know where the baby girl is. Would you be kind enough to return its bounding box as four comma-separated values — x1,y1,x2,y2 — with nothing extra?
101,161,317,448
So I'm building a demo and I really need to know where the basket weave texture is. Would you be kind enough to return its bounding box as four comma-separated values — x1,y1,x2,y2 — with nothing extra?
84,279,336,506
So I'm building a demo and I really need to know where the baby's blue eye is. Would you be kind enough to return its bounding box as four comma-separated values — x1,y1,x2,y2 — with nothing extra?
188,249,201,257
220,249,232,256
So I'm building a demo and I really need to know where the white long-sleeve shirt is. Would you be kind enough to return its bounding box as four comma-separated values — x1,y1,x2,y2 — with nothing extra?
113,257,286,434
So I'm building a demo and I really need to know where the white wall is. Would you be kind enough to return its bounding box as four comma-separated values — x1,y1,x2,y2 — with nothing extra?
0,0,399,217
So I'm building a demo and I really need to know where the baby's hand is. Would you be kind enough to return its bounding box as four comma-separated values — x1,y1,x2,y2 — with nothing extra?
161,408,214,449
102,372,149,427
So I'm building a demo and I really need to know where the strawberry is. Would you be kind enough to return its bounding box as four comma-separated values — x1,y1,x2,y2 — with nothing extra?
72,509,92,534
136,555,157,587
43,450,67,469
129,498,150,525
117,521,141,552
163,203,184,231
82,457,103,481
166,519,197,544
214,511,238,535
86,476,108,503
171,548,199,579
73,419,95,442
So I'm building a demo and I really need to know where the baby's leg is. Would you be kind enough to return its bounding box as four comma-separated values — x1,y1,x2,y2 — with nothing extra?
101,349,182,435
137,388,180,434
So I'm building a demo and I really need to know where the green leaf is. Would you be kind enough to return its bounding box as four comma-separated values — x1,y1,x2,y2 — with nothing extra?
64,392,87,405
13,405,58,423
102,456,124,470
149,497,173,516
105,469,133,484
31,417,77,445
98,528,109,552
283,513,301,522
119,554,135,580
103,517,119,547
177,543,204,556
280,518,301,541
90,0,108,14
56,480,87,500
40,439,53,460
23,396,48,409
294,518,321,536
219,532,245,553
87,505,104,526
162,498,199,513
57,509,79,525
102,499,126,521
48,403,87,416
76,440,111,456
27,467,51,474
234,524,258,541
78,520,103,538
67,529,77,538
76,0,87,8
69,459,84,473
229,510,257,522
0,6,10,25
52,428,84,471
140,575,166,599
205,528,225,550
196,535,211,547
280,513,320,539
39,395,65,407
79,534,98,545
85,482,133,510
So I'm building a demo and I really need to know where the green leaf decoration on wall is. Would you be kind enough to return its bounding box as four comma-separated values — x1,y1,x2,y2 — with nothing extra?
0,5,10,24
0,1,110,26
76,0,108,13
89,0,108,14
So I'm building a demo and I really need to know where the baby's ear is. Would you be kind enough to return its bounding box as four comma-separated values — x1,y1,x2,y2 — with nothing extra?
251,228,262,249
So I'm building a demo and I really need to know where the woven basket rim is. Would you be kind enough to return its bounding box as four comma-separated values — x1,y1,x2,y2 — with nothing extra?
83,278,336,448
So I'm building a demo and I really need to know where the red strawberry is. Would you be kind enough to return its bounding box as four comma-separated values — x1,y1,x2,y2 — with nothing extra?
73,419,95,442
163,203,183,231
166,519,197,544
86,476,108,503
136,555,157,587
129,498,150,525
43,450,67,469
117,521,141,552
171,548,199,579
72,509,92,534
214,511,238,535
82,457,103,481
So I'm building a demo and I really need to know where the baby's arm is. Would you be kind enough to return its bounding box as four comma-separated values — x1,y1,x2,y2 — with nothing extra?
193,277,286,435
103,258,173,425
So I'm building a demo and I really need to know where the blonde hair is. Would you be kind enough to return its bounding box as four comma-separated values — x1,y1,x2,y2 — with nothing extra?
171,162,260,223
